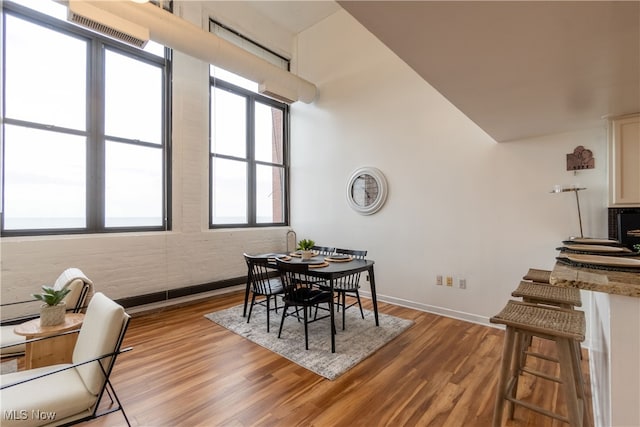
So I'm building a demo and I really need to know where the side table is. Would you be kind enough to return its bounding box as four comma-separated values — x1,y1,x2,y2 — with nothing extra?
14,313,84,369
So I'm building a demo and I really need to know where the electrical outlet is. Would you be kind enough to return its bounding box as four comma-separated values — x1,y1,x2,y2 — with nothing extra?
436,275,443,286
459,278,467,289
446,276,453,286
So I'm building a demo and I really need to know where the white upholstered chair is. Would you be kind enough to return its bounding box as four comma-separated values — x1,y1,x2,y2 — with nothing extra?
0,292,131,427
1,268,94,357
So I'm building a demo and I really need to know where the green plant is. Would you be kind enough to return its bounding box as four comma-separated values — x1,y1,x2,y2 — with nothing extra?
32,285,71,307
634,244,640,253
297,239,315,251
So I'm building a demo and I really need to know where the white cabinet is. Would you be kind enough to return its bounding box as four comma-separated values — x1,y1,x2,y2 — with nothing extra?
609,113,640,206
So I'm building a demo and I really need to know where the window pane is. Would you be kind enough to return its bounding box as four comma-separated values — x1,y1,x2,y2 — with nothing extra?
256,165,284,224
210,66,258,93
105,50,162,143
105,141,163,227
212,158,247,224
211,88,246,158
5,15,87,130
255,102,284,164
3,126,86,229
143,40,165,57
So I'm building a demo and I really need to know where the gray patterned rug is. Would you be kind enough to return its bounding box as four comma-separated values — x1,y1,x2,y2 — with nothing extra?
205,303,413,380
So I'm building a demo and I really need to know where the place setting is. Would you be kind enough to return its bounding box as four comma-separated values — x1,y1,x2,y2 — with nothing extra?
556,237,640,271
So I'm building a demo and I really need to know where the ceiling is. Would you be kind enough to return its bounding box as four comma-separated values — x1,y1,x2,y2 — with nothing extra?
246,1,341,34
247,1,639,142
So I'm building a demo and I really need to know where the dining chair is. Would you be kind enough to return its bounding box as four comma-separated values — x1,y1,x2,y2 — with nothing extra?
322,248,367,330
276,259,335,351
311,245,335,256
244,254,284,332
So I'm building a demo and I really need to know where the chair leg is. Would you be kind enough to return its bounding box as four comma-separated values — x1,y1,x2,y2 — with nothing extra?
247,294,256,324
342,292,347,330
355,290,364,319
266,296,270,333
278,304,289,338
303,305,309,350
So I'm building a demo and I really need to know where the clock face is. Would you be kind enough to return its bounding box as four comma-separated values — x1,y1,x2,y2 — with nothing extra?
346,167,387,215
351,174,379,207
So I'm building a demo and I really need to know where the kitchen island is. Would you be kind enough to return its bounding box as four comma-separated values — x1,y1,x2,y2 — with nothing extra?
550,261,640,427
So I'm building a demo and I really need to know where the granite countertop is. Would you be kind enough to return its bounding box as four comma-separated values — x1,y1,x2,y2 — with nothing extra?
550,262,640,297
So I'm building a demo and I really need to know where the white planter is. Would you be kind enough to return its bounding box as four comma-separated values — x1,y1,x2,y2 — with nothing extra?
301,250,314,260
40,302,66,326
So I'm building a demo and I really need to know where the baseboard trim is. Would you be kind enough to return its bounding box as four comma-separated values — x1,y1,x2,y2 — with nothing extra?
359,290,495,328
115,276,246,309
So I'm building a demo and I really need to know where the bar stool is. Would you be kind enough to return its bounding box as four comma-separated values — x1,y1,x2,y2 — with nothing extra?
491,300,587,427
522,268,552,284
512,280,583,365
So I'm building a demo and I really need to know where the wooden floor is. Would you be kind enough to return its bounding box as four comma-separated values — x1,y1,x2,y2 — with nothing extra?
83,290,592,427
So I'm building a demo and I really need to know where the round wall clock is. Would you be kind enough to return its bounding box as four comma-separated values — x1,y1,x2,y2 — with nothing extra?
346,167,388,215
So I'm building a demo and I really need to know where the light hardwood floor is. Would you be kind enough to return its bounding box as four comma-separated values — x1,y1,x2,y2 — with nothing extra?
84,290,592,426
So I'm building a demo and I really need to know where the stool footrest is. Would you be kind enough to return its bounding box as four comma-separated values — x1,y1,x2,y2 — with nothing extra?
524,349,559,363
505,377,584,424
521,367,562,383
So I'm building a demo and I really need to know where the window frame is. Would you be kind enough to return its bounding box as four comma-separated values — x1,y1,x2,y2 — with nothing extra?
0,1,172,236
209,78,289,229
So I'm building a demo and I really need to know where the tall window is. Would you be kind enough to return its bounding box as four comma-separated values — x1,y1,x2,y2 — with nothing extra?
210,78,288,227
1,1,171,235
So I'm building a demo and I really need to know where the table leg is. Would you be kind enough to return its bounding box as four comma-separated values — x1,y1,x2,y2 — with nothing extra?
368,266,379,326
330,278,336,353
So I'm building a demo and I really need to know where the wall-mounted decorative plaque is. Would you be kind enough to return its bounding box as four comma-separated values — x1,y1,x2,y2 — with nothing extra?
566,146,595,171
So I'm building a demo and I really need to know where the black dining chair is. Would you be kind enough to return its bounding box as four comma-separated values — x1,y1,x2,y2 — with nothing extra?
320,248,367,330
244,254,284,332
276,259,335,351
311,245,335,256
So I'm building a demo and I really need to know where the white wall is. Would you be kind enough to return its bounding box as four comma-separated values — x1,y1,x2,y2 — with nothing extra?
291,9,608,323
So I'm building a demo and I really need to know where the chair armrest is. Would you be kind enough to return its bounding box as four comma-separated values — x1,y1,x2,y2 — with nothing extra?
0,346,133,390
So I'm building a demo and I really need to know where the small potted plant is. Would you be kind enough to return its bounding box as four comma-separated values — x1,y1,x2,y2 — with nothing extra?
33,285,71,326
297,239,316,260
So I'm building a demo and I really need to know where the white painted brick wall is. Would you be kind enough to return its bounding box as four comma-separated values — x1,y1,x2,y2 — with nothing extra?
1,9,291,316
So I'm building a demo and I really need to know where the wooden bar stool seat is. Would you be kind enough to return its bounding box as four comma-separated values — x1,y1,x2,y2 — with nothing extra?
491,300,587,427
522,268,552,284
512,281,582,308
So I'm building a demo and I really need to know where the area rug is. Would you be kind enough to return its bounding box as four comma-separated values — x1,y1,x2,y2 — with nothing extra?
205,303,413,380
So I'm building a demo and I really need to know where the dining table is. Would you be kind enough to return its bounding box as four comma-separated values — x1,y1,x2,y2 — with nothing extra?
242,252,380,351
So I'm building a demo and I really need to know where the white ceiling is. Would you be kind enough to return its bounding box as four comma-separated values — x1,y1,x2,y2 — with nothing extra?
246,1,340,34
338,1,640,142
246,1,639,142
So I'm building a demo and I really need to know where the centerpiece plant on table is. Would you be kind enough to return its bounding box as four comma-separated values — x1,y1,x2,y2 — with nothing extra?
297,239,316,260
33,285,71,327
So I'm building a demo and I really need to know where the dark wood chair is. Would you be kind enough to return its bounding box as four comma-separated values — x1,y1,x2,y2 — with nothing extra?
311,245,335,256
276,259,335,351
322,248,367,330
244,254,284,333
